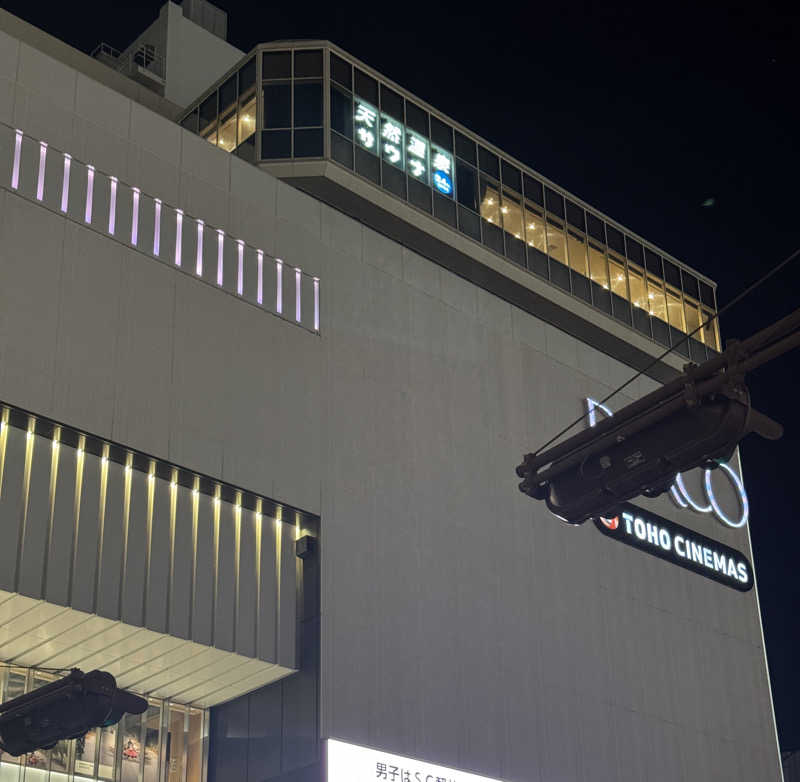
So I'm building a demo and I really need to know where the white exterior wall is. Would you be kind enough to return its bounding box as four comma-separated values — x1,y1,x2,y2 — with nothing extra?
0,19,783,782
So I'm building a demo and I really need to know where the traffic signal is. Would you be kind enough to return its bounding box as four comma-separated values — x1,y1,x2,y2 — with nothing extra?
0,669,147,757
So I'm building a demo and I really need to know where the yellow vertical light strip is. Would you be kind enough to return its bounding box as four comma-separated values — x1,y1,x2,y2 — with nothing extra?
120,455,133,618
15,420,36,592
212,488,221,647
189,479,199,640
0,408,10,498
68,435,86,606
143,461,156,628
41,427,61,597
233,493,242,653
254,498,262,659
274,506,282,660
94,445,110,613
167,470,178,634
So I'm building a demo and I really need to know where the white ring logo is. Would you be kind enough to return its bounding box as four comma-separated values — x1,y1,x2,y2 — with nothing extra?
586,398,749,529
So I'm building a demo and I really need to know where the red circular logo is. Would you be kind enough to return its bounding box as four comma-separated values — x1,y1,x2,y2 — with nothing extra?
600,515,619,530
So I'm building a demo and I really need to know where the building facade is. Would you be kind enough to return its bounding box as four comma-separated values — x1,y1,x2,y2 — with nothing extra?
0,2,783,781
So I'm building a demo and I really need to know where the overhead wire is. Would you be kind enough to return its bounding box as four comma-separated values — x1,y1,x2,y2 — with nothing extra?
528,244,800,459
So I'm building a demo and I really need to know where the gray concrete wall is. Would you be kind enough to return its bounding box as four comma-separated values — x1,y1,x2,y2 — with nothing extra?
0,17,783,782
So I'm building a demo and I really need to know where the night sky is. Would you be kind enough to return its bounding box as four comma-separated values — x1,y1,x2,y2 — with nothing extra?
5,0,798,750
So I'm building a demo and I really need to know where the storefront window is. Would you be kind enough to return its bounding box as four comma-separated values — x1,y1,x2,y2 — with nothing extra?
186,709,205,782
167,706,186,782
97,724,117,780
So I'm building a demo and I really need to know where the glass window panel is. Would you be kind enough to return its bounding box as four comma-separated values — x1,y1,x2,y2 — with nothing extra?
666,285,685,330
143,703,161,782
330,52,352,88
455,130,476,164
331,86,353,138
431,146,454,196
234,133,255,162
331,130,354,168
523,174,543,205
263,82,291,128
606,224,624,254
354,68,378,104
202,127,217,146
409,178,432,213
294,81,322,127
545,187,564,218
586,212,605,243
663,259,681,288
546,218,567,265
566,231,588,276
524,203,546,254
353,98,379,154
430,116,453,151
646,274,668,322
263,50,291,79
75,728,99,776
405,101,428,137
565,199,585,231
294,128,323,157
628,263,647,310
434,191,457,227
702,308,720,350
217,110,237,151
380,113,404,169
699,280,715,307
186,709,204,782
219,74,237,114
588,242,608,288
608,252,628,300
684,298,702,337
501,160,521,193
406,131,428,184
380,85,403,120
294,49,322,77
355,145,380,183
98,724,118,780
237,97,256,143
181,109,198,133
2,669,26,767
501,190,523,240
120,711,142,782
681,270,700,300
478,146,499,179
479,177,501,226
261,129,291,158
458,205,480,240
644,247,662,276
482,218,503,254
456,159,478,212
199,92,217,133
239,58,256,96
625,236,643,265
166,707,185,782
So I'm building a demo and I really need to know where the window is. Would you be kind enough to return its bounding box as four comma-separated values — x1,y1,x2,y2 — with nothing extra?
330,52,352,87
646,275,668,322
501,160,522,193
380,84,403,120
181,109,198,133
456,159,478,212
501,190,523,239
565,199,585,231
354,68,378,104
430,116,453,151
263,50,291,79
294,81,322,127
524,174,543,206
239,58,256,96
331,85,353,138
405,100,428,137
263,82,291,128
455,130,476,164
479,177,501,225
546,217,567,265
566,230,588,276
588,241,608,288
524,203,547,255
261,130,291,158
608,251,628,300
237,97,256,144
199,92,217,136
666,283,685,331
217,109,237,151
702,308,720,350
294,49,322,77
219,74,237,115
586,212,605,243
545,187,564,218
295,128,323,157
478,146,500,179
627,263,647,309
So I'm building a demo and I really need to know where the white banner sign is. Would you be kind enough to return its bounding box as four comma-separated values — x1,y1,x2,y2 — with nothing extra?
328,740,504,782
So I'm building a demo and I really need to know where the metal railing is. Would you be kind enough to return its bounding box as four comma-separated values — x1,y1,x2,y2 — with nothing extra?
91,42,166,82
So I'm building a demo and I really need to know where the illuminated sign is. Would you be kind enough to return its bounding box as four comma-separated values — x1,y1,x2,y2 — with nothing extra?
594,503,753,591
407,133,428,183
327,739,505,782
381,114,404,168
585,398,749,528
355,101,378,152
431,147,453,195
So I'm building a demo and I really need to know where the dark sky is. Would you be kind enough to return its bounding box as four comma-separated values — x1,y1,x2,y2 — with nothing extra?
6,0,799,750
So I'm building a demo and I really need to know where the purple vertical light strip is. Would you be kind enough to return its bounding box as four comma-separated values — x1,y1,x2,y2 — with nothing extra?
108,176,118,235
295,267,302,323
131,187,140,246
84,165,95,224
313,277,320,332
174,209,183,266
36,141,47,201
236,240,244,296
60,153,71,213
153,199,162,256
256,250,264,305
276,259,283,314
195,219,204,275
216,230,224,286
11,129,22,189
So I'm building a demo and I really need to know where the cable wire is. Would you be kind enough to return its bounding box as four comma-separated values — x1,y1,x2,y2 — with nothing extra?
529,244,800,458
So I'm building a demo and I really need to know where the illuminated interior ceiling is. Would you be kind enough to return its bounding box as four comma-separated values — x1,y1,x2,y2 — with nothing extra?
0,592,292,707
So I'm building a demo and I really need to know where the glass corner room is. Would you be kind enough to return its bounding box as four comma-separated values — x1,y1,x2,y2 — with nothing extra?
179,43,720,361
